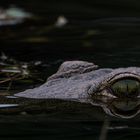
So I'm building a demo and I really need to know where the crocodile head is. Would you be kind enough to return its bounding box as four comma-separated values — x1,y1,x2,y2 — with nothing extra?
15,61,140,118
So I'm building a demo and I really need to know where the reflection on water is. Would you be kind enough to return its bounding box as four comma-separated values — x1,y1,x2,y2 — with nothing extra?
0,96,139,139
0,96,140,119
91,96,140,119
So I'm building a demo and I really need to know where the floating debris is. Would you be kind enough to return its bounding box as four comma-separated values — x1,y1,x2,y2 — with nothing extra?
0,53,46,91
0,104,19,108
0,52,8,60
34,61,42,66
0,53,29,90
0,6,32,26
55,16,68,27
108,126,129,130
5,6,31,19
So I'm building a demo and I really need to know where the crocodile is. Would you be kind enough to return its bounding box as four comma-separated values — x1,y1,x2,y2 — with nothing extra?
1,60,140,118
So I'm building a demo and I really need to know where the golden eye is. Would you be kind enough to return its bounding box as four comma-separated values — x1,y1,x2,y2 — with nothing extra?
110,78,140,97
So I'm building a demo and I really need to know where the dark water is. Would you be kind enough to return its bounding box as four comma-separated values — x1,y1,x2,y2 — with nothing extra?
1,0,140,140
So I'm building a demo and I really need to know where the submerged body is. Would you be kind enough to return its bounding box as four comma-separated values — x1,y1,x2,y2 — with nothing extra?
13,61,140,118
15,61,140,99
0,60,139,118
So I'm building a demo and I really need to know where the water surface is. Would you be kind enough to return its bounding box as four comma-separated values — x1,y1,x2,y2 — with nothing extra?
1,1,140,140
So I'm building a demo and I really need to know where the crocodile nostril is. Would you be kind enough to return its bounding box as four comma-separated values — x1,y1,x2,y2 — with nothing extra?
111,78,140,98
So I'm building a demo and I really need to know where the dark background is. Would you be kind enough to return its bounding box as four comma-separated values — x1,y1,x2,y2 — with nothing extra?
1,0,140,65
0,1,140,140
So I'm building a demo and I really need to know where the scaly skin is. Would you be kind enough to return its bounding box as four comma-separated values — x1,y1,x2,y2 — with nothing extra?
15,61,140,100
1,60,140,118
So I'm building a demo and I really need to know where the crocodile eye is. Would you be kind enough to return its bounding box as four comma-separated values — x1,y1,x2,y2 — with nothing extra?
110,78,140,97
